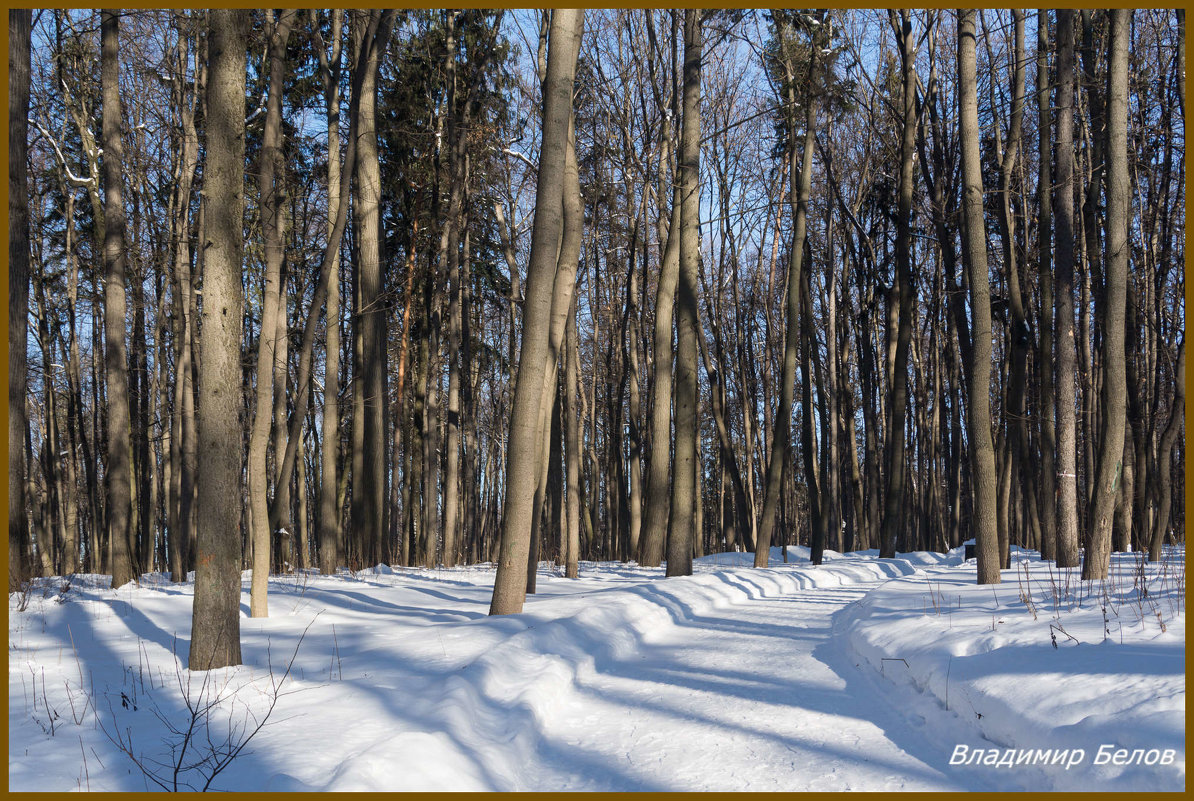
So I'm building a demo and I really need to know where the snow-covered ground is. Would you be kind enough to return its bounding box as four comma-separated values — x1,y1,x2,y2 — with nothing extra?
7,546,1184,791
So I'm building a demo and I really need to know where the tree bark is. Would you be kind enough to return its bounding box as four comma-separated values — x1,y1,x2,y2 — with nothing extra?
8,8,32,589
490,9,584,615
1036,9,1057,562
756,16,816,568
667,8,701,578
1053,9,1082,568
101,9,137,589
189,8,248,671
248,9,294,617
958,8,1002,585
1082,9,1131,580
879,10,918,560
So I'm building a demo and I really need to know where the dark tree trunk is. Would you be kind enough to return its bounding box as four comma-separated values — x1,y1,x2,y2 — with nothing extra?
1036,9,1058,562
879,10,917,560
1053,9,1082,568
189,8,249,671
756,16,816,567
1083,9,1131,580
9,8,32,589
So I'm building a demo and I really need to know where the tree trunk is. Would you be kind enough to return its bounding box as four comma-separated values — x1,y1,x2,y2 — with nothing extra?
351,9,394,569
756,18,816,568
879,10,917,560
490,9,584,615
1082,9,1131,580
248,9,294,617
8,8,32,589
1036,9,1057,562
667,8,701,578
1149,340,1185,561
639,64,681,569
189,8,248,671
564,295,582,578
101,9,137,589
315,9,344,576
958,8,1002,585
442,13,465,569
996,10,1028,570
1053,9,1082,569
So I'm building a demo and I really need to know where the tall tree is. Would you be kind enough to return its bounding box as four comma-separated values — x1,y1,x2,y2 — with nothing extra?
755,11,818,568
8,9,32,590
248,9,295,618
994,10,1027,570
638,12,681,569
189,8,248,671
1053,9,1082,568
101,9,137,588
490,8,584,615
1036,9,1057,562
350,9,396,568
1082,9,1131,580
312,9,344,575
958,8,1001,585
878,10,919,559
666,8,702,577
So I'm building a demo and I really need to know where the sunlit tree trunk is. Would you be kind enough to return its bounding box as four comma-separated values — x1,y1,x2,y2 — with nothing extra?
248,9,294,617
101,9,137,588
490,9,584,615
958,8,1001,585
189,8,248,671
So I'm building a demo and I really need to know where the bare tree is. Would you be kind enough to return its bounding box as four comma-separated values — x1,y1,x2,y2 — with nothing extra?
9,8,32,590
491,9,584,615
350,9,396,568
1083,9,1131,580
639,12,681,569
248,9,295,617
958,8,1001,585
1053,9,1082,568
311,9,344,575
878,10,920,559
101,9,137,588
756,11,818,568
666,8,702,577
1036,9,1057,562
189,8,249,671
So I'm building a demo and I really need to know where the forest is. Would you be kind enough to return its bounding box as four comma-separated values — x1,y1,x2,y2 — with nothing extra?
7,8,1185,674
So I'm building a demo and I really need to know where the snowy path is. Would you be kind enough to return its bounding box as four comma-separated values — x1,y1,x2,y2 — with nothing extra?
521,578,967,791
10,547,1181,791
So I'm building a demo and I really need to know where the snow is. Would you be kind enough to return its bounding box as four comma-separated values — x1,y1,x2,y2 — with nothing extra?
843,546,1185,791
8,546,1184,791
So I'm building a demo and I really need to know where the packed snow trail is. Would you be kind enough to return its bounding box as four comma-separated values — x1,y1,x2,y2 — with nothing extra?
9,547,1181,791
506,577,967,790
319,552,973,791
